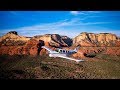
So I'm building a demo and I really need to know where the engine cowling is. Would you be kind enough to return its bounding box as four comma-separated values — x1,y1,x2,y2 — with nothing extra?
49,54,53,57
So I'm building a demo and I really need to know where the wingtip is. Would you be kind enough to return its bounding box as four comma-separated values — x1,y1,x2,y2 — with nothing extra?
41,46,45,48
76,60,84,63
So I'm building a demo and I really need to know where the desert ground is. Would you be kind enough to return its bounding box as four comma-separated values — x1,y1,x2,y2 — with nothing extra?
0,52,120,79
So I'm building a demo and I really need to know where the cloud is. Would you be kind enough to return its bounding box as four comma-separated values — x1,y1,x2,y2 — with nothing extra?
70,11,101,16
86,11,101,13
0,18,82,37
70,11,90,15
0,17,119,38
70,11,79,15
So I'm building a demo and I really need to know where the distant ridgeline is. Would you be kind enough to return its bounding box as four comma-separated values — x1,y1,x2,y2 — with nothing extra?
0,31,120,47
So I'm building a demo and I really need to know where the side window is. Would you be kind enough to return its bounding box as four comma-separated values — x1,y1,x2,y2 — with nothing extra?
60,50,62,53
63,50,65,53
65,50,67,53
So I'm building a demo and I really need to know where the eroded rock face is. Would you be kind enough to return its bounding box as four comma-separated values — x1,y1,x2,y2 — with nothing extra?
72,47,106,59
61,36,73,46
115,40,120,46
105,47,120,56
0,39,45,56
73,32,118,47
33,34,72,47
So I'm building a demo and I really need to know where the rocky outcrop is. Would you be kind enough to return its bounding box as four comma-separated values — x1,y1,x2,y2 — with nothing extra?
0,31,72,56
33,34,72,47
71,47,106,58
114,40,120,46
0,39,45,56
73,32,118,47
61,36,73,46
0,31,31,46
105,47,120,56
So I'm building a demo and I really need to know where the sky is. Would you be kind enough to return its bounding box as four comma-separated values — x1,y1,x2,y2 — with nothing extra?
0,11,120,38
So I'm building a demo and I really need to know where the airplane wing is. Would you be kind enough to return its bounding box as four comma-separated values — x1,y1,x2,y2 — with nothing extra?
57,55,84,63
41,46,57,53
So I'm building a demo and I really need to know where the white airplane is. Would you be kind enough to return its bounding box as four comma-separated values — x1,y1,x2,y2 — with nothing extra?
41,46,84,63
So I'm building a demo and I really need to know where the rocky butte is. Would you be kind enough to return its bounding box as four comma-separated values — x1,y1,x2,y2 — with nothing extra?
72,32,120,58
0,31,120,58
0,31,31,46
73,32,118,47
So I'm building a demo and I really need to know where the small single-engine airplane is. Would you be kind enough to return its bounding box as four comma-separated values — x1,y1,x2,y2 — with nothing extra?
41,46,84,63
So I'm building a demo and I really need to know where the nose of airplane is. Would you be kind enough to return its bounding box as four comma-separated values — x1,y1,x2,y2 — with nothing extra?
49,54,52,57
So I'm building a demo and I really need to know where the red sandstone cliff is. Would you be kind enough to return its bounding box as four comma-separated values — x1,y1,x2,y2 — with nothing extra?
73,32,119,47
0,31,120,57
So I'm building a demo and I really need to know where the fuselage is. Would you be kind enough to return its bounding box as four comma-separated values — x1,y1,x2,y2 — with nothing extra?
56,48,76,54
49,48,76,57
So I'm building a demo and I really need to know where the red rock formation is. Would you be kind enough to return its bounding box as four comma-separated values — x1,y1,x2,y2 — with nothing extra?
0,31,120,58
73,32,119,47
0,31,30,46
33,34,72,47
0,39,45,56
105,47,120,56
72,47,106,58
114,41,120,46
9,46,23,55
72,51,85,58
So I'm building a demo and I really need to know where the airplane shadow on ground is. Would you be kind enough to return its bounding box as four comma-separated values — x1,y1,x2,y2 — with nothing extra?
84,53,96,58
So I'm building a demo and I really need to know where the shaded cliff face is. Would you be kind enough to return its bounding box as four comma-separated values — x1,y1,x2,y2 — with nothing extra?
33,34,72,47
73,32,118,47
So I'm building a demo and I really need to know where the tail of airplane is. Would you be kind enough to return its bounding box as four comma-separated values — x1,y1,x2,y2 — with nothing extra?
41,46,53,53
73,46,80,52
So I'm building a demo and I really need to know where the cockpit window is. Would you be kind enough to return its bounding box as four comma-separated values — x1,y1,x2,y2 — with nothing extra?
55,49,59,52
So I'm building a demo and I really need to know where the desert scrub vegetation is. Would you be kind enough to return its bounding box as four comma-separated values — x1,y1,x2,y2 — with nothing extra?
0,54,120,79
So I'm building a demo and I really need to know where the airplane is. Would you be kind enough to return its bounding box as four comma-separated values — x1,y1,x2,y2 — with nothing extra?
41,46,84,63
